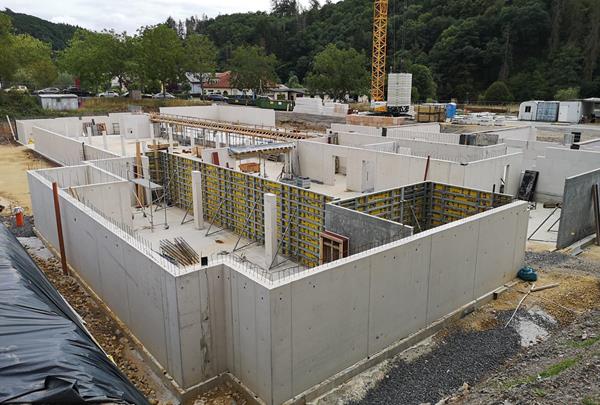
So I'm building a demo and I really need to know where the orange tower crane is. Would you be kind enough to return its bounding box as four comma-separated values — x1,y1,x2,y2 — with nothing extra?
371,0,389,110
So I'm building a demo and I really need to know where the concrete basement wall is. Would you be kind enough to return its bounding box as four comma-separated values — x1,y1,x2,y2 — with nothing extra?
72,181,132,226
390,138,508,162
325,204,413,252
28,161,529,404
297,140,521,195
33,126,85,165
27,171,186,385
17,114,145,144
534,147,600,203
160,105,276,127
263,201,528,404
557,168,600,248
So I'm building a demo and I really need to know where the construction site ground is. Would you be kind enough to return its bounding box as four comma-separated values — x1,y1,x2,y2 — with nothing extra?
2,127,600,405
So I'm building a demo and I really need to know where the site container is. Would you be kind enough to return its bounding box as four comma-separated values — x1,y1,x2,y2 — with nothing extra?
535,101,559,122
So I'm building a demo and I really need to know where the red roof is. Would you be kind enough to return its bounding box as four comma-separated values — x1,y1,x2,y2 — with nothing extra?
203,71,232,89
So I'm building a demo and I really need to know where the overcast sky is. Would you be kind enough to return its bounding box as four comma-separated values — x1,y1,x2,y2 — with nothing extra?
1,0,326,34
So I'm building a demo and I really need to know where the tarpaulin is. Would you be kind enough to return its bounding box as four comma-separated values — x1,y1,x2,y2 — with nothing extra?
0,224,150,404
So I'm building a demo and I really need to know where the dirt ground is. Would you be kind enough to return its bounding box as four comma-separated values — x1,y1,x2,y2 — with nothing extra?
0,141,56,213
21,244,178,405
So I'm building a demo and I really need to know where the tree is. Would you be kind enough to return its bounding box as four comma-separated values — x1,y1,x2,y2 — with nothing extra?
286,72,301,88
0,13,16,86
229,45,278,95
136,24,185,94
483,81,513,102
184,34,217,74
11,34,57,88
59,29,130,91
554,87,580,100
305,44,369,101
406,63,436,101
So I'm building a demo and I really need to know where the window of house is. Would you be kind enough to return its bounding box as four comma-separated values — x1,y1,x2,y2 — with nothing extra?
525,106,531,113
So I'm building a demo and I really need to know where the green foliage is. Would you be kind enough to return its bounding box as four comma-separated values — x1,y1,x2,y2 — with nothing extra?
229,45,278,94
135,24,185,92
59,29,131,91
406,63,436,101
306,44,369,100
555,87,581,101
483,81,513,102
0,14,57,89
538,357,579,378
286,73,301,88
1,8,78,50
184,34,218,75
54,72,74,88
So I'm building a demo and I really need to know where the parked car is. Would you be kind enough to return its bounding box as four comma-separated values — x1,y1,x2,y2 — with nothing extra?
97,91,120,98
34,87,61,95
152,92,176,99
3,85,29,93
206,94,229,102
62,86,92,97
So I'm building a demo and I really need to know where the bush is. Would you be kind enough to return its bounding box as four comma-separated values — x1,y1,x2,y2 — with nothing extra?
554,87,580,101
483,81,513,103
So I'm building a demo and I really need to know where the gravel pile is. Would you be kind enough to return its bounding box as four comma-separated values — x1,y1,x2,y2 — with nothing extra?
525,250,571,268
352,315,520,405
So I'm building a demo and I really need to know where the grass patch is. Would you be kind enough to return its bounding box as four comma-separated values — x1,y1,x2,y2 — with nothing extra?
502,357,580,390
582,397,600,405
533,388,546,397
502,376,535,389
568,336,600,349
538,357,579,378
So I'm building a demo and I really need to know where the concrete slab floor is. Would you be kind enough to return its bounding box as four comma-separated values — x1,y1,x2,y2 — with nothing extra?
131,205,297,271
527,205,561,244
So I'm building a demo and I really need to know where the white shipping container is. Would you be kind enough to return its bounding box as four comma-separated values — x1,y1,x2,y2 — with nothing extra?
558,101,583,123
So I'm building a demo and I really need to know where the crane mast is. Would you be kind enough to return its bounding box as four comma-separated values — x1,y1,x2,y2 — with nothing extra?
371,0,388,105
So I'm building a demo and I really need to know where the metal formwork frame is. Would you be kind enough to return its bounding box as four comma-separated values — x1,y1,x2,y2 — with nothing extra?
150,151,332,267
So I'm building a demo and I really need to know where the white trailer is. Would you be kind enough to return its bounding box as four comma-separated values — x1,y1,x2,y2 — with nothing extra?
518,101,539,121
558,101,583,123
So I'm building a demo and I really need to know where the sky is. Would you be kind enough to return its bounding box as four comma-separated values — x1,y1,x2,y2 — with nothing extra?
0,0,326,34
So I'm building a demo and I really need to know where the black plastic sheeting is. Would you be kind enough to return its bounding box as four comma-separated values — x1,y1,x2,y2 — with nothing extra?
0,224,150,404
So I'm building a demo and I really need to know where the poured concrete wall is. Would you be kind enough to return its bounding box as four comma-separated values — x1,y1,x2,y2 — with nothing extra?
17,114,148,144
29,161,529,404
33,126,85,165
557,168,600,248
263,201,528,404
298,140,521,195
160,105,276,127
72,181,132,226
535,148,600,202
325,204,413,252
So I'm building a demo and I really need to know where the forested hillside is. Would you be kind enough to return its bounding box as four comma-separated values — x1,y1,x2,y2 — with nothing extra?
180,0,600,101
1,8,78,50
3,0,600,101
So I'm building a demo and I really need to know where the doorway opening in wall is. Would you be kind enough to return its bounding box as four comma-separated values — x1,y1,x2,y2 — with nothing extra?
319,231,349,265
334,155,346,175
501,164,510,194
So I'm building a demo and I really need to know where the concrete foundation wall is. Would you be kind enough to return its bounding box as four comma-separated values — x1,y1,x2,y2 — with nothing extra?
17,114,147,144
535,148,600,202
33,126,85,165
325,204,413,252
72,181,132,225
557,168,600,248
298,140,521,195
27,172,185,383
265,201,528,404
160,105,276,127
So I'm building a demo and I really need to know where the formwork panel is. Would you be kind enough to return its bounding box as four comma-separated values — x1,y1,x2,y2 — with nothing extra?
149,151,332,267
